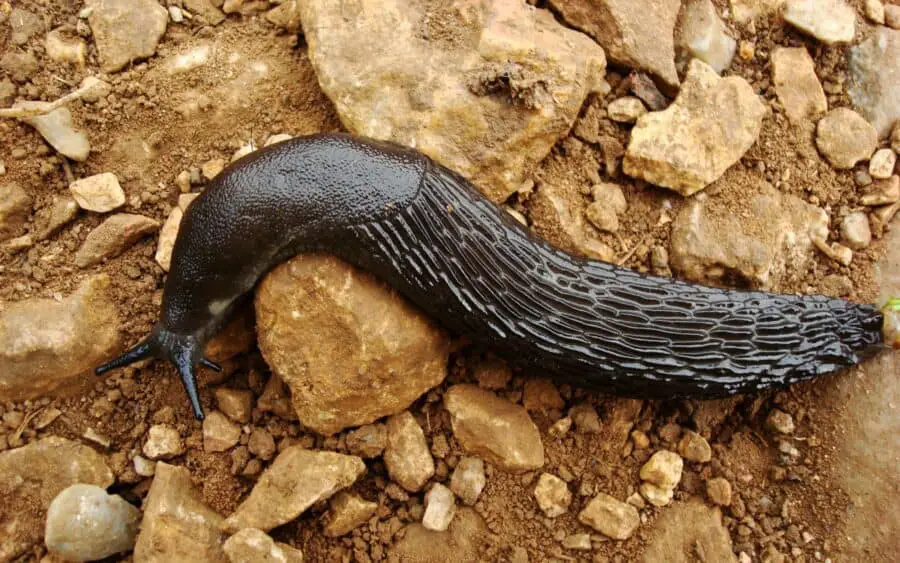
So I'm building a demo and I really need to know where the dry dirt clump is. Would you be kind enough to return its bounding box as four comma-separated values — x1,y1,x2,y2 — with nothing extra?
0,0,898,562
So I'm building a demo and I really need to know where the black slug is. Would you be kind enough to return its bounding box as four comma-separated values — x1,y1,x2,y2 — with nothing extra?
95,133,894,420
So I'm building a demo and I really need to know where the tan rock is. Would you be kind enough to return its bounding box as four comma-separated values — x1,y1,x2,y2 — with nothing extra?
266,0,302,32
70,173,125,213
784,0,855,44
45,27,87,66
388,508,489,561
0,182,32,242
143,424,185,460
848,28,900,138
474,357,512,390
17,103,90,161
224,447,365,532
423,483,457,532
0,275,120,401
384,411,435,492
549,0,680,87
529,182,614,261
887,4,900,29
771,47,827,123
864,0,885,24
134,463,227,562
534,473,572,518
155,206,183,272
444,384,544,472
677,0,737,74
248,428,276,461
300,0,605,202
45,484,141,562
841,212,872,250
75,213,160,268
623,60,766,195
578,493,640,540
255,254,450,435
449,457,486,506
640,450,684,489
640,481,674,506
677,430,712,463
523,379,565,413
0,437,113,561
346,424,387,459
816,108,879,169
729,0,785,24
214,387,254,424
706,477,733,506
861,176,900,207
203,411,241,452
324,492,378,537
641,499,736,562
86,0,168,72
223,528,303,563
607,96,647,123
670,173,828,289
183,0,225,26
869,149,897,180
38,196,79,240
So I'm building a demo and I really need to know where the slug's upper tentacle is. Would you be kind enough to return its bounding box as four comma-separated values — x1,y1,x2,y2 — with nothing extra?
93,133,887,420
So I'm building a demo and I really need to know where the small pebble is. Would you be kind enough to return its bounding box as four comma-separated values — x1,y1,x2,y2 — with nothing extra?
639,450,683,488
562,533,592,550
640,482,674,506
69,172,125,213
45,484,141,561
766,409,795,434
203,411,241,452
607,96,647,123
706,477,732,506
840,212,872,250
422,483,456,532
248,428,276,460
869,149,897,180
214,387,254,423
143,424,185,460
449,457,486,506
677,430,712,463
133,455,156,477
534,473,572,518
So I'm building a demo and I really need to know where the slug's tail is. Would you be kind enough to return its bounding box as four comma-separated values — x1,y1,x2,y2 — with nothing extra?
95,327,221,421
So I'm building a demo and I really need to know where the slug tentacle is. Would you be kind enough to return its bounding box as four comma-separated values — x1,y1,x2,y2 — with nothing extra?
94,333,160,376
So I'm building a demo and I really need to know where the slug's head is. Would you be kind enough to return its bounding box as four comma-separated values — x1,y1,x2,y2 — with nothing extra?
94,327,221,420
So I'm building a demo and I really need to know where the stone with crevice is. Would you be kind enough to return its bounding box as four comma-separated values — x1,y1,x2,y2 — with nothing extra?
86,0,168,72
384,411,435,493
848,28,900,139
771,47,827,123
677,0,737,74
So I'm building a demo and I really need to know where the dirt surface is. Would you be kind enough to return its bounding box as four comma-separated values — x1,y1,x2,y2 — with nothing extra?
1,0,898,562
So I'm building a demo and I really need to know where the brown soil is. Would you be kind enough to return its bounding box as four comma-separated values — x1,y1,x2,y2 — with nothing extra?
1,1,898,562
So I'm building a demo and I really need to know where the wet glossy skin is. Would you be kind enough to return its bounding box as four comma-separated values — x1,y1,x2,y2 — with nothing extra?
95,133,885,420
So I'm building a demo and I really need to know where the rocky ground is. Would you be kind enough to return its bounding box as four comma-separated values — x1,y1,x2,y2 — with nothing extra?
0,0,899,561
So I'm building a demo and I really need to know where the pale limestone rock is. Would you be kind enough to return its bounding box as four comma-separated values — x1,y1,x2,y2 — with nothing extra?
848,28,900,138
865,0,885,24
255,255,450,435
729,0,785,24
86,0,168,72
134,463,227,562
585,201,619,233
9,8,44,45
706,477,733,506
578,493,640,540
214,387,254,424
678,0,737,74
75,214,160,268
384,411,435,493
449,457,486,506
534,473,572,518
841,212,872,250
422,483,456,532
183,0,225,25
549,0,680,87
669,174,828,288
203,411,241,452
640,482,674,506
300,0,606,202
869,149,897,180
143,425,184,460
0,276,120,401
345,424,387,459
623,60,766,196
641,500,736,562
766,409,795,434
45,27,87,66
607,97,647,124
771,47,827,123
677,430,712,463
0,182,32,242
224,447,365,532
816,108,878,169
0,437,114,561
640,450,684,489
155,206,182,271
862,176,900,207
444,384,544,473
784,0,855,44
248,428,275,461
324,492,378,537
266,0,302,32
17,103,90,161
887,5,900,29
69,173,125,213
45,484,141,562
133,455,156,477
38,196,79,240
223,528,303,563
529,182,614,261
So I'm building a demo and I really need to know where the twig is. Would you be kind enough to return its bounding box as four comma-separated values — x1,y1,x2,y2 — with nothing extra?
617,234,650,266
0,76,102,119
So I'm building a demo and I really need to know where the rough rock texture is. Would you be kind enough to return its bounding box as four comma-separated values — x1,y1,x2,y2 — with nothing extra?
641,500,737,562
75,213,160,268
784,0,855,44
670,174,828,288
534,473,572,517
45,484,141,562
529,182,615,261
729,0,785,24
324,492,378,537
86,0,168,72
69,173,125,213
143,425,185,460
443,384,544,472
841,212,872,250
677,0,737,74
346,424,387,459
17,104,91,161
772,47,828,123
623,60,766,195
870,149,897,180
223,528,304,563
203,411,241,452
422,483,457,532
214,387,254,424
578,493,640,540
449,457,486,506
707,477,733,506
133,463,227,563
255,255,450,435
848,28,900,138
154,206,182,271
0,182,32,242
384,412,435,492
0,437,114,561
388,508,489,561
549,0,680,87
640,450,684,489
677,430,712,463
0,275,120,401
816,108,879,169
224,447,365,532
299,0,606,202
